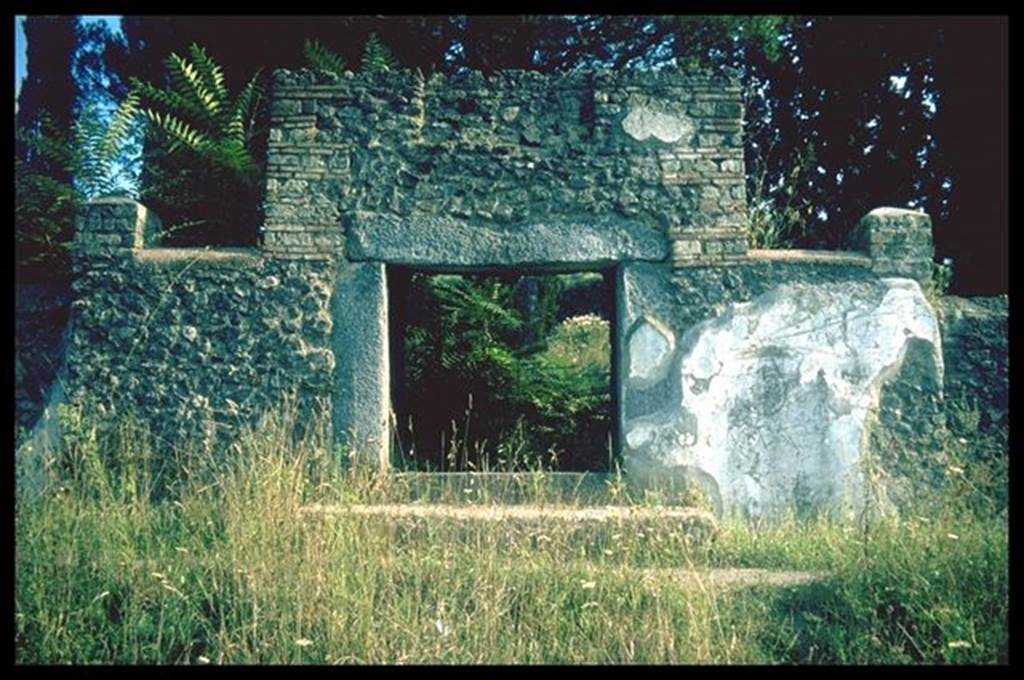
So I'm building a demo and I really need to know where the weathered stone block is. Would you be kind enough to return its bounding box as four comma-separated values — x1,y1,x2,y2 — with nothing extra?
621,102,696,144
851,207,934,286
74,198,163,253
331,261,390,466
346,212,667,267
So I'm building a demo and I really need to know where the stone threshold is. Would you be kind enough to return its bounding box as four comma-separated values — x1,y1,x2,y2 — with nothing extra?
298,502,716,526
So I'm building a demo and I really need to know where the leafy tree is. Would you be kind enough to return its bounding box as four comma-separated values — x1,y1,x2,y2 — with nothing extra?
926,18,1007,295
16,16,146,280
17,16,78,175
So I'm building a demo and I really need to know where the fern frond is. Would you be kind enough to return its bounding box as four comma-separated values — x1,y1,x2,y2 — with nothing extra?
131,78,209,129
304,39,347,75
205,139,258,178
227,72,263,146
99,92,141,164
142,109,214,155
165,52,221,124
187,43,228,108
361,33,397,73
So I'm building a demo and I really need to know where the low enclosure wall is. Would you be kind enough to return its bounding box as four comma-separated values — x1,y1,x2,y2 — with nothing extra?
34,67,1003,519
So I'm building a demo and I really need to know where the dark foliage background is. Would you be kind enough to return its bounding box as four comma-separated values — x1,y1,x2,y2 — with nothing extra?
17,15,1007,293
390,271,612,471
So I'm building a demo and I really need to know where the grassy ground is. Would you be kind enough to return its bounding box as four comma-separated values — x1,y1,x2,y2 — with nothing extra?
15,405,1008,664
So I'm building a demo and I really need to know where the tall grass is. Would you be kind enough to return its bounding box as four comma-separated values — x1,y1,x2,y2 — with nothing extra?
15,402,1008,664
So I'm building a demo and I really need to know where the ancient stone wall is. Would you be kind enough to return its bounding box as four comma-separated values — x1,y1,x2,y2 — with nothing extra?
264,69,747,266
65,199,336,450
616,253,947,519
15,283,71,436
33,69,983,520
938,295,1009,441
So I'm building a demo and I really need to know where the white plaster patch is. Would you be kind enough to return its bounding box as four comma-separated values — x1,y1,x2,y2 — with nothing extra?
625,422,656,449
622,106,695,144
624,279,943,519
628,317,675,385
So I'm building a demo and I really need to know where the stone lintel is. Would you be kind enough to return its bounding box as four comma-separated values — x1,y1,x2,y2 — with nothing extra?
345,212,668,268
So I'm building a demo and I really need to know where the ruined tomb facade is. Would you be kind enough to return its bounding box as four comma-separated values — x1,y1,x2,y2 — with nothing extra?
64,68,946,518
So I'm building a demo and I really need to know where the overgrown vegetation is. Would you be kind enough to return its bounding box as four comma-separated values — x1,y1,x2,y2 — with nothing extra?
15,31,399,265
128,44,266,246
15,99,143,279
15,399,1007,664
395,272,611,472
15,41,266,267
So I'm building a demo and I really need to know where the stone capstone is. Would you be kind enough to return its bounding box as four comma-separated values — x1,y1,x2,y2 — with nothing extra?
622,277,944,519
850,207,934,287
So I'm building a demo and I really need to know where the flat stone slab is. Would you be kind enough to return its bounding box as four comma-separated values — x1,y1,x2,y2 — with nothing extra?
386,471,623,505
299,503,716,534
134,247,261,264
345,212,668,267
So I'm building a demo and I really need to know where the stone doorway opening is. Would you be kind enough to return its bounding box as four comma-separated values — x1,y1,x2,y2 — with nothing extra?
387,266,618,472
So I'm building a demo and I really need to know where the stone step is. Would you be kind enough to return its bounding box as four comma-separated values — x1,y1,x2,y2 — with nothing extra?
362,471,710,507
383,471,622,505
297,504,827,588
298,501,718,544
